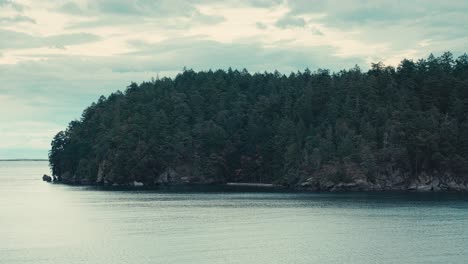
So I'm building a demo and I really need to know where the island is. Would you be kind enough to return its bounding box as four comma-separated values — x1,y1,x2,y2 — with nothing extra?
48,53,468,192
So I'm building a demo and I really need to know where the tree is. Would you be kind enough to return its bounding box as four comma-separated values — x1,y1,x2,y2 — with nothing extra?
48,53,468,186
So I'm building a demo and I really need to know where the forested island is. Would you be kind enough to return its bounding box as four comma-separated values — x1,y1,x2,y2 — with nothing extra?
49,53,468,192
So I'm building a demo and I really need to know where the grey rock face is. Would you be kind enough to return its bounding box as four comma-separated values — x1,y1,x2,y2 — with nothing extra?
298,171,468,193
133,181,144,187
42,174,52,182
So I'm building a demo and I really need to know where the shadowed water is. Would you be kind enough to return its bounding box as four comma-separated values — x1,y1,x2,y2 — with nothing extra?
1,161,468,264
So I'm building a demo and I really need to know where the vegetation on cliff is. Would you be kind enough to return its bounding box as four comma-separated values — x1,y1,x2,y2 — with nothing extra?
49,53,468,189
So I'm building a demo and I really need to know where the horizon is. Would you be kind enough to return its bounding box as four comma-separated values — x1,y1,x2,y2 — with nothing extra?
0,158,48,161
1,0,468,159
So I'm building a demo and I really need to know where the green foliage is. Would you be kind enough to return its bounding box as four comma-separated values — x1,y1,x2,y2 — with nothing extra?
49,53,468,185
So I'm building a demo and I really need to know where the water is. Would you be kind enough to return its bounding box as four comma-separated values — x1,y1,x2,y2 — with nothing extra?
1,161,468,264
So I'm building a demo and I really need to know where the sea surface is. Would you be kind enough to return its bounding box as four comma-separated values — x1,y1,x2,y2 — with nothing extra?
1,161,468,264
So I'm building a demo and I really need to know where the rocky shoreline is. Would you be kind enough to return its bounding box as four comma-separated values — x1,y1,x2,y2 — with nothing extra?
299,174,468,192
42,172,468,192
43,160,468,192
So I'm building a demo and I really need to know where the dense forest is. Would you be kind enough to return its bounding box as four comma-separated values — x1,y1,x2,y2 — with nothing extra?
49,53,468,191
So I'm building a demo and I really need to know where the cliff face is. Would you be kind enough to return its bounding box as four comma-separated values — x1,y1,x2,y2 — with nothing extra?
61,160,220,186
49,54,468,190
57,158,468,192
299,162,468,192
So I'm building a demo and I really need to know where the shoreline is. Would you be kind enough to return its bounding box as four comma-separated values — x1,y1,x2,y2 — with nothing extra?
45,180,468,193
1,159,48,162
225,182,279,188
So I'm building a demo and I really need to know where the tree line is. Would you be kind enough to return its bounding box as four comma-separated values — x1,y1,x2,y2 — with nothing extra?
49,52,468,187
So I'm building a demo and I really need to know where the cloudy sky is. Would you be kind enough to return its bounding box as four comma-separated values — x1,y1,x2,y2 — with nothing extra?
0,0,467,159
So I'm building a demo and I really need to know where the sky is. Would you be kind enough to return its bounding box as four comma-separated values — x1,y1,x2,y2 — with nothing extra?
0,0,467,159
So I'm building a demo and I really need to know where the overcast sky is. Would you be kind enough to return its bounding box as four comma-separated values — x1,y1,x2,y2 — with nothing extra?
1,0,467,159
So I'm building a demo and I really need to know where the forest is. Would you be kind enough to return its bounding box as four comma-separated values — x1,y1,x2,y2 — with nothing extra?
49,52,468,191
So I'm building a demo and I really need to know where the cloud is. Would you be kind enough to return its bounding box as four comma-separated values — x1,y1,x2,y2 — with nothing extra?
256,22,267,30
0,15,36,24
0,30,101,49
62,5,224,30
0,0,24,11
57,0,209,17
121,36,364,73
275,14,306,28
247,0,283,8
56,2,83,15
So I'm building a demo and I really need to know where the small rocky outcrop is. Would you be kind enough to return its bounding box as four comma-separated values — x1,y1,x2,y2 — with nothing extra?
42,174,52,182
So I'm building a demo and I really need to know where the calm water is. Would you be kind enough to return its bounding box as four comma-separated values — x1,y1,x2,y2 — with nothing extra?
1,161,468,264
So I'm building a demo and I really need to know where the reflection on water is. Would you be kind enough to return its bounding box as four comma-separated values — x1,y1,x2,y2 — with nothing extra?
1,161,468,264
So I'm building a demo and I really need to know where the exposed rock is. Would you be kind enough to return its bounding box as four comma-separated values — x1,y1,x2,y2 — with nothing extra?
42,174,52,182
371,183,382,191
330,182,354,192
431,177,440,189
416,184,432,192
296,168,468,193
299,178,319,191
180,177,190,184
408,182,418,191
447,181,465,192
355,179,371,191
133,181,144,187
319,180,335,191
157,168,177,184
96,160,108,184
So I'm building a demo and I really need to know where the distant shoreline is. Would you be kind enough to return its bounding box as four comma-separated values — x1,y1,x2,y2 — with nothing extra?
0,159,48,162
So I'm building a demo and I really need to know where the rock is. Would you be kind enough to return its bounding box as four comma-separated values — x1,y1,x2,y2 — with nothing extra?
416,184,432,192
157,168,177,184
431,177,440,188
439,183,449,191
180,177,190,184
42,174,52,182
391,175,405,186
355,179,371,191
447,181,464,191
392,185,407,191
319,180,335,191
96,160,109,184
329,183,344,192
418,173,432,185
133,181,144,187
299,180,319,191
371,183,383,191
329,182,358,192
408,182,418,191
295,171,468,193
